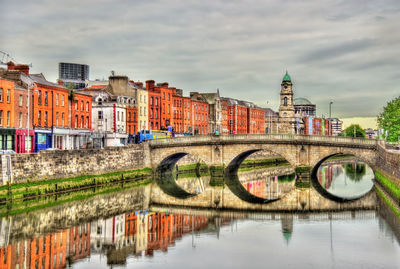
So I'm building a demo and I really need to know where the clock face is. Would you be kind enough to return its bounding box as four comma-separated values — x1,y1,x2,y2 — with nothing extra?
284,85,288,89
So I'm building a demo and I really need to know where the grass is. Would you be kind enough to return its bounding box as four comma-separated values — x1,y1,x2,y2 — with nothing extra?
375,187,400,218
0,177,151,217
374,171,400,201
0,167,153,202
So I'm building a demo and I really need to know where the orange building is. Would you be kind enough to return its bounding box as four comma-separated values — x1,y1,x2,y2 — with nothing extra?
146,80,161,130
68,224,91,263
172,89,184,133
29,230,67,269
126,104,138,136
182,96,191,133
221,99,229,134
0,78,15,150
190,93,209,135
69,91,92,149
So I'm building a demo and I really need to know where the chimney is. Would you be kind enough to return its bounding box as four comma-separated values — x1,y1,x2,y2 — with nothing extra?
57,79,64,86
146,80,155,91
161,82,169,88
175,89,183,96
136,81,143,88
7,61,30,75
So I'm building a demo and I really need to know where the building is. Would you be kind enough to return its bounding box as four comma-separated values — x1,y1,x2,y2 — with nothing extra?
328,118,343,136
146,80,161,130
82,87,132,147
264,108,279,134
294,97,316,117
277,71,297,134
190,93,209,135
190,90,222,134
304,117,332,136
69,91,92,149
0,78,16,151
247,105,265,134
58,62,89,89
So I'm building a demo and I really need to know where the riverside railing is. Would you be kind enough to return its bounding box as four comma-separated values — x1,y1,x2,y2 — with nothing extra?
149,134,379,147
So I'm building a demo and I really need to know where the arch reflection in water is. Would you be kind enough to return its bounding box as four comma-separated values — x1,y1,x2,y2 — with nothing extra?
239,169,296,200
315,156,374,200
225,149,295,204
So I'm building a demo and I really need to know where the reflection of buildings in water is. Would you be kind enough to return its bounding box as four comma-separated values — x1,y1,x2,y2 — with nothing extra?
90,214,126,252
242,176,294,199
0,224,91,269
318,164,343,190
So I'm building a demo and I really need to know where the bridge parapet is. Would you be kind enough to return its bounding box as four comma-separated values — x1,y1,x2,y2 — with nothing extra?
149,134,378,148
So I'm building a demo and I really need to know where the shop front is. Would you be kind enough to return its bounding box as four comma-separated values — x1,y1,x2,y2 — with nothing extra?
53,127,70,150
105,132,128,147
0,128,15,151
15,129,35,153
69,129,92,149
34,128,52,152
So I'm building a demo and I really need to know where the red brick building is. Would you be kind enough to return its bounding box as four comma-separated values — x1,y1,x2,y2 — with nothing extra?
190,93,209,135
146,80,161,130
247,106,265,134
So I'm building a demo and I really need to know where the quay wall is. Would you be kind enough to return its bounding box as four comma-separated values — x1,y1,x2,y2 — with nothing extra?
376,143,400,185
8,143,151,183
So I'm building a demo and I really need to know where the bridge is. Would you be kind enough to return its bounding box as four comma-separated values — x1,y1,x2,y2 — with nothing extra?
7,133,399,186
148,134,379,173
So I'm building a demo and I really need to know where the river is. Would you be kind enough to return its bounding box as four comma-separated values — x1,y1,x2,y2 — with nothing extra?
0,157,399,268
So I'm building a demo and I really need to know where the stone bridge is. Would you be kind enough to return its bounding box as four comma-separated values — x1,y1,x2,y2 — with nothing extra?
148,134,379,173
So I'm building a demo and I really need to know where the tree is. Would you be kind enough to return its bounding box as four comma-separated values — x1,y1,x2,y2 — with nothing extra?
343,124,366,138
378,96,400,142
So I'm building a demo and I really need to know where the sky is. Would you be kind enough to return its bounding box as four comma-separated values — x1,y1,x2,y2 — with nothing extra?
1,0,399,120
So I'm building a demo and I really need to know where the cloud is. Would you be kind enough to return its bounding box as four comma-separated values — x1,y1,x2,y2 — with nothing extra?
1,0,399,118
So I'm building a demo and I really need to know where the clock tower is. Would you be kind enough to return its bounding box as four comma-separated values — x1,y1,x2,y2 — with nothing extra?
278,71,296,134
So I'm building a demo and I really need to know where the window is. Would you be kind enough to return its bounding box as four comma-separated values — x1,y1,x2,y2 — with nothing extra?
7,89,10,103
133,112,136,122
81,115,83,128
75,101,78,110
62,113,65,126
98,111,103,120
56,112,59,126
26,113,29,128
44,111,48,126
86,116,89,128
117,111,120,121
19,112,22,128
81,100,84,111
75,115,78,128
86,101,89,111
56,93,59,106
0,88,3,102
163,92,165,100
44,92,48,105
168,93,170,101
7,111,10,127
38,90,42,105
150,97,153,105
0,111,2,126
19,95,23,106
26,95,29,107
284,97,288,106
155,97,158,106
62,95,65,106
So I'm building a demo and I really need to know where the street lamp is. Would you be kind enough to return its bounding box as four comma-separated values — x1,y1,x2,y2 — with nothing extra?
329,101,333,119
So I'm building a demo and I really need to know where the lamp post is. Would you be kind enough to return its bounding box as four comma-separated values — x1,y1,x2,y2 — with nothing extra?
329,101,333,119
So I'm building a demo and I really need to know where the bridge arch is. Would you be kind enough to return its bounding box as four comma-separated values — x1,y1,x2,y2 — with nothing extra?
223,144,298,170
310,152,375,202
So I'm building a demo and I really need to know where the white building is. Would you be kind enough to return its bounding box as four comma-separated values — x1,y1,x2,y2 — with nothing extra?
328,118,343,136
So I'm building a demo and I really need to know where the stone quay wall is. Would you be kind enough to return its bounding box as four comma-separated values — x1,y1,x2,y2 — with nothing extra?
8,143,151,183
376,143,400,184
